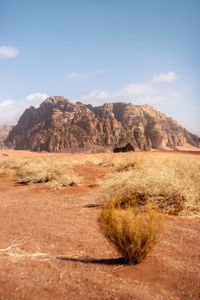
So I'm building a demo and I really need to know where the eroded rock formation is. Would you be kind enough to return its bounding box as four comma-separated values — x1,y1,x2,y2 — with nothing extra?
0,125,12,142
0,125,12,150
5,96,200,152
0,141,8,150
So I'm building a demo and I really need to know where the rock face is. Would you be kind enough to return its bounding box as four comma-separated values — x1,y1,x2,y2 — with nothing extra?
0,141,8,150
5,96,200,152
0,125,12,150
0,125,12,142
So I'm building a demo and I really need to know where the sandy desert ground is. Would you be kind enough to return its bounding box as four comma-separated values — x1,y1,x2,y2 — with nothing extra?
0,149,200,300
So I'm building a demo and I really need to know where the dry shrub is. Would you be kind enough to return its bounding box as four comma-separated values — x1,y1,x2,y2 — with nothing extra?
116,162,136,172
98,193,165,264
99,156,124,167
100,153,146,171
79,154,120,167
16,158,80,190
2,158,28,169
71,153,140,170
0,160,10,175
65,155,109,167
0,158,27,175
86,153,141,169
0,166,11,175
83,155,104,165
98,155,200,216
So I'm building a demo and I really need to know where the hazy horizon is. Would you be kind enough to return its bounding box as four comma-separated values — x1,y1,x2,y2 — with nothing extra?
0,0,200,135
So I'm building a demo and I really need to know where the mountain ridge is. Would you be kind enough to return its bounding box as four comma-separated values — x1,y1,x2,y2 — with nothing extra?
5,96,200,152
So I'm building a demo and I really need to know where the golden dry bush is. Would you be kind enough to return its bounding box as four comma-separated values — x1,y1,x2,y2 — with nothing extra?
0,158,27,175
82,153,129,167
0,159,10,175
72,152,140,170
0,165,11,175
16,158,81,190
65,154,109,167
79,154,118,167
3,158,28,169
98,155,200,216
83,155,104,165
99,156,124,167
98,193,165,264
100,152,145,170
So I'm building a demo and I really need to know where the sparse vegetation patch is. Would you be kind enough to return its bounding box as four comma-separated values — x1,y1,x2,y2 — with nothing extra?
0,158,27,175
16,158,81,190
98,154,200,216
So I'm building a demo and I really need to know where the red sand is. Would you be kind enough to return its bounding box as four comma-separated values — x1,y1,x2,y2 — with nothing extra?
0,150,199,299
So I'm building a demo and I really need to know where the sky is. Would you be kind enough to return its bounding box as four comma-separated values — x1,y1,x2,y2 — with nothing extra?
0,0,199,135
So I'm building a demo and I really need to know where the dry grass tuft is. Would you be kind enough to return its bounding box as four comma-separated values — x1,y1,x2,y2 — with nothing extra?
83,153,141,169
0,158,27,175
98,154,200,216
83,155,104,166
98,193,165,264
0,165,11,175
16,158,81,190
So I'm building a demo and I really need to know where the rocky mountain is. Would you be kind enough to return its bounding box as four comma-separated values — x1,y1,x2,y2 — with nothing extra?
0,125,12,142
0,141,8,150
5,96,200,152
0,125,12,150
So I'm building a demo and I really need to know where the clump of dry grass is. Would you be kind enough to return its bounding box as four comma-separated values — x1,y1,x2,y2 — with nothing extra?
83,155,104,165
98,193,165,264
84,153,142,170
3,158,28,169
0,158,28,175
0,165,11,175
98,155,200,216
16,158,81,190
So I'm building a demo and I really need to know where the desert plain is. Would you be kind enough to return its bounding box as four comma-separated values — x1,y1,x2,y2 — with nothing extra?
0,149,200,300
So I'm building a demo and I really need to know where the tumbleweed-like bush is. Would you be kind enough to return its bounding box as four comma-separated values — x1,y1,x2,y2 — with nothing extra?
98,193,165,264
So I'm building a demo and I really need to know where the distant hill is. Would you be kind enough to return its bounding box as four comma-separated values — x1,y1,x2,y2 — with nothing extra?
5,96,200,152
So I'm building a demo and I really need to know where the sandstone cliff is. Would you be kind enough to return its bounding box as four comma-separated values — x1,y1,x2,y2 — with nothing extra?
5,96,200,152
0,125,12,150
0,142,8,150
0,125,12,142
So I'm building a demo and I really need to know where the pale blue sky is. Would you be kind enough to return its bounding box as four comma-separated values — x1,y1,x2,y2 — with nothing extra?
0,0,199,135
